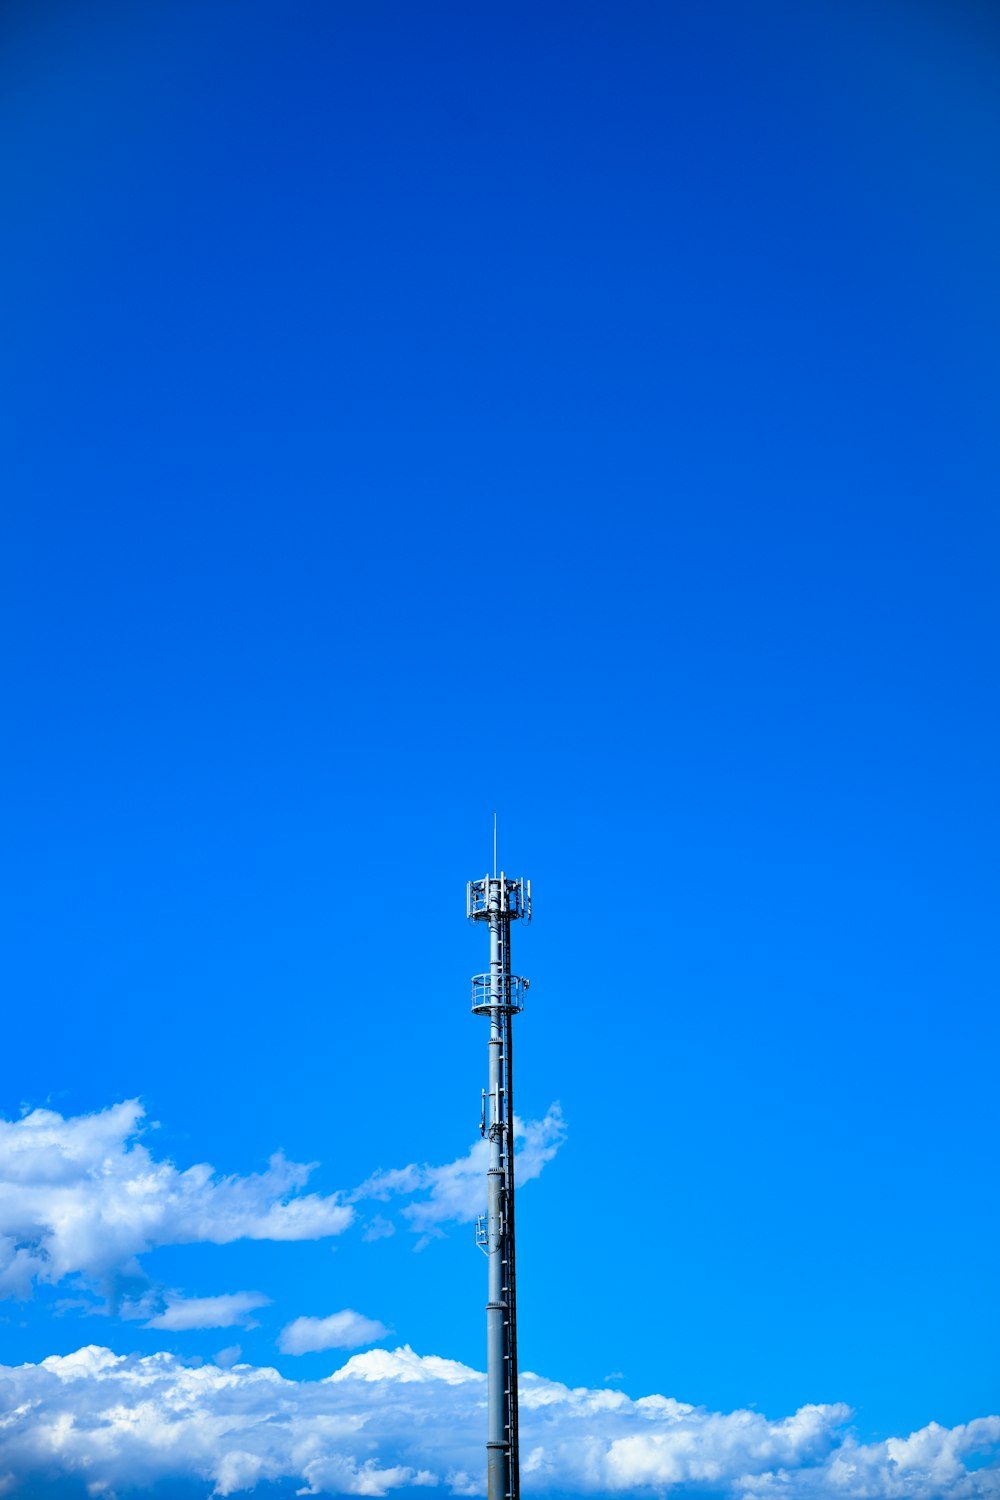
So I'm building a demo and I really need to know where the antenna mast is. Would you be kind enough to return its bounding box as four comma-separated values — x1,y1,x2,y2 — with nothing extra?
467,868,531,1500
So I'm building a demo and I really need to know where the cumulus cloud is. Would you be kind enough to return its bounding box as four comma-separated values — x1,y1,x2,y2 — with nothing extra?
279,1309,390,1354
0,1100,354,1300
352,1104,567,1238
0,1342,996,1499
145,1292,271,1331
0,1098,564,1304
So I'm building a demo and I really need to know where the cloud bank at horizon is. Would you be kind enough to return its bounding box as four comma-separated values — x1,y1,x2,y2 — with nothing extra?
0,1342,996,1499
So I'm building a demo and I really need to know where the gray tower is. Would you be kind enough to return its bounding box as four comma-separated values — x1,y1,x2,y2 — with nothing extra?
468,871,531,1500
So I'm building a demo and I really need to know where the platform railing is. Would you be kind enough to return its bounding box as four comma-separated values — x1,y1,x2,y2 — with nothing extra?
471,973,528,1014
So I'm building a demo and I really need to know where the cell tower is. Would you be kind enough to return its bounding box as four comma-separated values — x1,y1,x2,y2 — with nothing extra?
467,861,531,1500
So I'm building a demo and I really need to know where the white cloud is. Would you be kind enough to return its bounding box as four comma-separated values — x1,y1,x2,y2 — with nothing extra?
738,1418,1000,1498
145,1292,271,1331
362,1215,396,1242
0,1098,564,1304
352,1104,567,1237
0,1100,354,1299
279,1309,389,1354
0,1342,996,1499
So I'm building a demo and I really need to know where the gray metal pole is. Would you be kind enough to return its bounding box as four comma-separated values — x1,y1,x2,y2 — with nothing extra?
486,879,508,1500
468,870,530,1500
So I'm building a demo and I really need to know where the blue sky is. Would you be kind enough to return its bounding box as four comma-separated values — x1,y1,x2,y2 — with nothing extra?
1,1,999,1495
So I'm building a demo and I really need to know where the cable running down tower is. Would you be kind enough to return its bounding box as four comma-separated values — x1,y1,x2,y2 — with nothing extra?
468,869,531,1500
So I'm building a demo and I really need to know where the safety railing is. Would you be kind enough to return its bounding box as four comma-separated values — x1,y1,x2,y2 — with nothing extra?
471,973,528,1014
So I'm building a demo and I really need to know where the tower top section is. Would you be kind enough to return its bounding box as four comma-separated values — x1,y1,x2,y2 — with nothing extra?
467,874,532,924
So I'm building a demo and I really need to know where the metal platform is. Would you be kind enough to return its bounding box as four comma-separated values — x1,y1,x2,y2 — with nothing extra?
471,973,528,1015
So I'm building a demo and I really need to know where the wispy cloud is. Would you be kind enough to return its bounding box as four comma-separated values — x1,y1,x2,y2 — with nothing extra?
361,1215,395,1242
278,1309,389,1354
0,1099,565,1312
145,1292,271,1331
0,1100,353,1300
352,1103,567,1240
0,1342,996,1498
